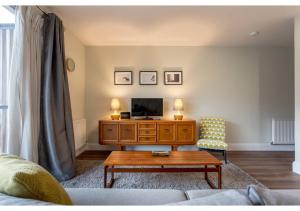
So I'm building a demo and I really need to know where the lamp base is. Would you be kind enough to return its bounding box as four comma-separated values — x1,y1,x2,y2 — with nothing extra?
174,114,183,120
111,114,120,120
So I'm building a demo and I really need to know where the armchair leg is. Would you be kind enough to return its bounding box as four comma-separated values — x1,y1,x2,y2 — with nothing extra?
198,148,228,164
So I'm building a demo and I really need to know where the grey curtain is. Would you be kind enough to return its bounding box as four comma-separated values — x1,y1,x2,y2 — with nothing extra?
39,13,75,181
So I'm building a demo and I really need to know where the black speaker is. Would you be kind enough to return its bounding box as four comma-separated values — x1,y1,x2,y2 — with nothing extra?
120,112,131,119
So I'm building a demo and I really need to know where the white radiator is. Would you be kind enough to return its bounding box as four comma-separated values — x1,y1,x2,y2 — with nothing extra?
271,119,294,145
73,119,86,151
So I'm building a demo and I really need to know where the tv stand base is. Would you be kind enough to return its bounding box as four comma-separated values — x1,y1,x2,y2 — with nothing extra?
99,119,196,149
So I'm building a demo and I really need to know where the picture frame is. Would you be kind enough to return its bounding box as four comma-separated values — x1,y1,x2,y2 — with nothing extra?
114,71,133,85
164,71,183,85
139,71,157,85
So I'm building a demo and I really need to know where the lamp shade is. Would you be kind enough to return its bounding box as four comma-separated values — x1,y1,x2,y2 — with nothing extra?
173,99,184,111
110,98,120,111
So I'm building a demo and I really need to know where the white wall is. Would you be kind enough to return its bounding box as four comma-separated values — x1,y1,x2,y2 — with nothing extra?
85,46,294,150
293,17,300,174
64,30,86,120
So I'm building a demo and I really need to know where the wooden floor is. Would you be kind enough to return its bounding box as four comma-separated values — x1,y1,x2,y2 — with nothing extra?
78,150,300,189
228,151,300,189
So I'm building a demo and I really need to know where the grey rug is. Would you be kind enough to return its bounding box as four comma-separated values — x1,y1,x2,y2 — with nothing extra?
61,159,266,191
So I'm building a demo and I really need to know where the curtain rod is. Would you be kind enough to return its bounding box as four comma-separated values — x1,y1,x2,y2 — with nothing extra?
36,6,48,16
35,6,66,32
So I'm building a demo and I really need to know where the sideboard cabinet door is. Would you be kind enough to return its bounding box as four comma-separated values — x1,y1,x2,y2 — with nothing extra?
176,122,195,143
101,123,119,144
157,123,175,143
119,123,137,143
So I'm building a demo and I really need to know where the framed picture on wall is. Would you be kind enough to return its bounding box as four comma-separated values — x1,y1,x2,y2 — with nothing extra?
114,71,133,85
164,71,183,85
139,71,157,85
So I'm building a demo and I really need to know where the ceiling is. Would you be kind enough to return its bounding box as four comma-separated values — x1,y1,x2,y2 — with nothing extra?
49,6,300,47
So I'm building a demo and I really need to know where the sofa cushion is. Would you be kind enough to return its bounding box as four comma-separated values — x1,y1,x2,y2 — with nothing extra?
65,188,187,205
167,190,252,205
0,193,55,205
185,189,231,199
0,154,72,205
247,185,300,205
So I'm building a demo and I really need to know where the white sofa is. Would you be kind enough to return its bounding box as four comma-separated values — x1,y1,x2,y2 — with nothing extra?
1,187,300,205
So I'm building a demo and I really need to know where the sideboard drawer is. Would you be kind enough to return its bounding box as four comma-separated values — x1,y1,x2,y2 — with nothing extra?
138,123,156,129
139,136,156,143
139,129,156,136
101,123,118,143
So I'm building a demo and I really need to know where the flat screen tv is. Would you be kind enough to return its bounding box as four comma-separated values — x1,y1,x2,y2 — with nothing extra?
131,98,163,118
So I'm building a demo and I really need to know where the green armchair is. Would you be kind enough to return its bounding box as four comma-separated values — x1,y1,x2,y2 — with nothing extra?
197,117,228,163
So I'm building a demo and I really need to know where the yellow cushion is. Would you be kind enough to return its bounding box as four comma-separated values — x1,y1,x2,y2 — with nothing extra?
0,154,72,205
197,139,228,150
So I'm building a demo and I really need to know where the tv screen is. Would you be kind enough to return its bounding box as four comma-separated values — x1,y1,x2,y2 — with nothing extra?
131,98,163,117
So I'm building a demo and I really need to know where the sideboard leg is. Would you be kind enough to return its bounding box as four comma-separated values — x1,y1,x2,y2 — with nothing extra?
119,146,126,151
171,145,178,151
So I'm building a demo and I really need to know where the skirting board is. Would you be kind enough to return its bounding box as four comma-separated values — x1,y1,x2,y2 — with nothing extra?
228,143,294,151
293,162,300,175
75,145,87,156
81,142,295,152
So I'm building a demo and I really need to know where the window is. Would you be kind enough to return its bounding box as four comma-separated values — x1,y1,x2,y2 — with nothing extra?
0,6,15,151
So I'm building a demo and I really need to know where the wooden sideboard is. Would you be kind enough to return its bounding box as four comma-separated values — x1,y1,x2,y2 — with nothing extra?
99,119,196,150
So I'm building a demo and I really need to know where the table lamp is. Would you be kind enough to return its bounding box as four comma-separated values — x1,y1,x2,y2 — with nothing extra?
110,98,121,120
173,98,184,120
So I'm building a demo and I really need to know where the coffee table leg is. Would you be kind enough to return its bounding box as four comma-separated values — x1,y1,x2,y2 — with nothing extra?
218,165,222,189
111,165,114,180
204,165,215,189
104,165,108,188
205,165,222,189
104,166,115,188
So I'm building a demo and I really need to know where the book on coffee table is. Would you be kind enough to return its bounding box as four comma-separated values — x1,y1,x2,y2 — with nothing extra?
152,151,170,156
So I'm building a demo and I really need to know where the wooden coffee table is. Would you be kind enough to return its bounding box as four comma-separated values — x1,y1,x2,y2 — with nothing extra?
103,151,223,189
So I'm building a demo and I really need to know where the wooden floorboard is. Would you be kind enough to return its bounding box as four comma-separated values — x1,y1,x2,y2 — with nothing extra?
77,150,110,160
228,151,300,189
77,150,300,189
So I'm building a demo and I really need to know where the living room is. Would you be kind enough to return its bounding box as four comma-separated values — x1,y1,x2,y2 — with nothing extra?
0,0,300,207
